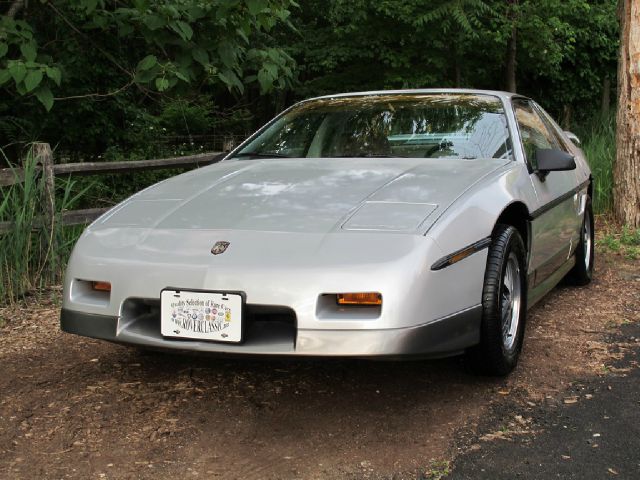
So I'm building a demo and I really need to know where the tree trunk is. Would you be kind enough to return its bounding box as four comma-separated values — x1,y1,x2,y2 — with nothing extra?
505,25,517,93
6,0,25,18
561,105,573,129
504,0,518,92
614,0,640,228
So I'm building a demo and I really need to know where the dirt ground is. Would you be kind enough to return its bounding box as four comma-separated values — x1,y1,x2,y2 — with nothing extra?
0,246,638,480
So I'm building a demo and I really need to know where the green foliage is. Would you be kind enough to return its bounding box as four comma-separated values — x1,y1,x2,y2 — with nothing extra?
0,15,61,111
0,145,97,303
0,0,297,139
626,247,639,260
284,0,488,95
600,234,621,252
575,114,616,214
514,0,618,118
0,149,44,300
424,459,451,479
620,226,640,247
157,97,214,136
285,0,618,121
1,0,619,161
598,225,640,260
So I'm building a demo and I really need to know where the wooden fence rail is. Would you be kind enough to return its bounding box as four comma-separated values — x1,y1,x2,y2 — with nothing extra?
0,143,225,234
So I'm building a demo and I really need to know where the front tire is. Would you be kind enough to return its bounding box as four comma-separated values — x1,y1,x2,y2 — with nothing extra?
567,196,594,286
466,224,527,376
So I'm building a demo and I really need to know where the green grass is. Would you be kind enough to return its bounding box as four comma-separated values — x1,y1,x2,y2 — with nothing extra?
0,143,200,305
0,147,89,304
574,114,616,214
0,148,48,301
423,460,451,479
619,225,640,260
620,225,640,246
598,224,640,260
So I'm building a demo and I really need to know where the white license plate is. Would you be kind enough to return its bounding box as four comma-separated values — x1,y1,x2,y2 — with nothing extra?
160,289,242,343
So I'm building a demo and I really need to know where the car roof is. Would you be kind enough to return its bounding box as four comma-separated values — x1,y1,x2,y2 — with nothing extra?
303,88,523,103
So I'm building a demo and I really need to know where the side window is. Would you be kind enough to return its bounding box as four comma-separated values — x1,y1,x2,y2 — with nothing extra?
533,103,573,153
512,99,559,169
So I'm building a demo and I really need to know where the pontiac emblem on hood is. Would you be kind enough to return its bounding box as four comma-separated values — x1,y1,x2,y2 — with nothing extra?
211,241,230,255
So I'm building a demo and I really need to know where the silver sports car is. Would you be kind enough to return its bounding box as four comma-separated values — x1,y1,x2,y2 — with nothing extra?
60,89,594,375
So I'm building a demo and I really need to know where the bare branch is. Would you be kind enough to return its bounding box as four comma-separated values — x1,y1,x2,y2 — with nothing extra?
53,80,135,101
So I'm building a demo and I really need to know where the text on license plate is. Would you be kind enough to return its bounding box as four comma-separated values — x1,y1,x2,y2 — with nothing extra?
160,289,242,343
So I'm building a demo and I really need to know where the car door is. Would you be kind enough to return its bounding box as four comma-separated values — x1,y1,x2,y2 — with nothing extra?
512,98,581,286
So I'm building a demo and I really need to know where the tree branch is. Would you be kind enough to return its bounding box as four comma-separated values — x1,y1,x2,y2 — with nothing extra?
53,80,135,101
46,2,134,79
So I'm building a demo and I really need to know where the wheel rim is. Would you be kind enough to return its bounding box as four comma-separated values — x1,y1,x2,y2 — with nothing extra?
583,212,592,271
501,252,521,352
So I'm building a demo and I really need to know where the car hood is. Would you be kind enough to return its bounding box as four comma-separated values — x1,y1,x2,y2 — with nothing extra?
94,157,509,235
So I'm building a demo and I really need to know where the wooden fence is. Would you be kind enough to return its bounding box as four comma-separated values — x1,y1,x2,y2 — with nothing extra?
0,142,224,234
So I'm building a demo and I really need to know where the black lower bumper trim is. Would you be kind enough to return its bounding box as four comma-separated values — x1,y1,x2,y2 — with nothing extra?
60,309,118,340
59,305,481,358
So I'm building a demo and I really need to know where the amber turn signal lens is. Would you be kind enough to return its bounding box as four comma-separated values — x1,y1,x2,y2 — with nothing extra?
336,292,382,306
449,249,473,265
92,281,111,292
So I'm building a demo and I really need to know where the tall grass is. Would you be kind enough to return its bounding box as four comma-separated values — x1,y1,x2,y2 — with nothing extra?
0,149,48,301
0,147,88,303
574,114,616,214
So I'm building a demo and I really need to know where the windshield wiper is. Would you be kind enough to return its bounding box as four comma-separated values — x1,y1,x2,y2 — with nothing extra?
234,152,293,158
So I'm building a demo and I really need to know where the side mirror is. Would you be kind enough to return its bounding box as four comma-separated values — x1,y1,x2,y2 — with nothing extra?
564,131,581,145
535,148,576,179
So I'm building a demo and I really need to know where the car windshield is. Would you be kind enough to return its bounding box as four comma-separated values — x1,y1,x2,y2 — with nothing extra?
233,93,513,160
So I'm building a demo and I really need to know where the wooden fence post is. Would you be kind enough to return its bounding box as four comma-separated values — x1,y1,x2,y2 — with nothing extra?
34,143,56,273
223,135,234,152
0,150,224,233
35,142,55,229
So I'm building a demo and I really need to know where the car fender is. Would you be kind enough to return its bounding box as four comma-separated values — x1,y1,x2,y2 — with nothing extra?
422,162,537,308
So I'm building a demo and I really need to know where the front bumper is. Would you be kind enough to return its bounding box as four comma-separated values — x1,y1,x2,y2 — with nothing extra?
60,305,481,358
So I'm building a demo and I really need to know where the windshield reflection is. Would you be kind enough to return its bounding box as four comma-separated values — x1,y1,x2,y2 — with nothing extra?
234,94,513,160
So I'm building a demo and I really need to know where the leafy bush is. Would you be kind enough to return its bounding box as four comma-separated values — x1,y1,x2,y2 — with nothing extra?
158,97,214,136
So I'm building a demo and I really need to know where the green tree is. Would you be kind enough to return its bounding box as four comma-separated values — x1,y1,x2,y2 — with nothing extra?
287,0,494,98
1,0,297,111
0,0,298,160
285,0,617,123
0,0,619,160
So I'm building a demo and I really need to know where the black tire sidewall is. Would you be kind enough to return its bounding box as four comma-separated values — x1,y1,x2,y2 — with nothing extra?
581,198,595,280
569,196,594,285
477,225,528,374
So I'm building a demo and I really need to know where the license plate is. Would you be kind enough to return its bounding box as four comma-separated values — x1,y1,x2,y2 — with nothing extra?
160,289,243,343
